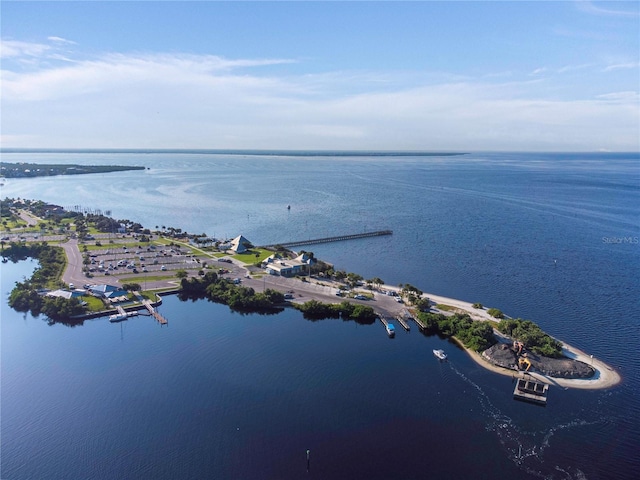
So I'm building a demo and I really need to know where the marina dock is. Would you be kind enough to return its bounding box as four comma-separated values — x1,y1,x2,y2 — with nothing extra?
132,291,168,325
395,310,412,331
411,315,428,330
378,316,395,337
142,299,168,325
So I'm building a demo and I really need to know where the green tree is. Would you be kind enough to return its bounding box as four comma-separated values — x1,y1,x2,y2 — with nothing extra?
176,269,188,280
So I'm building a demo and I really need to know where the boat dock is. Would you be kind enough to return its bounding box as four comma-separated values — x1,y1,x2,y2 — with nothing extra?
513,376,549,405
395,311,411,331
132,291,168,325
378,316,396,337
263,229,392,249
411,315,428,330
142,299,168,325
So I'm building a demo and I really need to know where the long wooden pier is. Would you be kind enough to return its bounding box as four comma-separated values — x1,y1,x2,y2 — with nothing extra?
263,229,392,249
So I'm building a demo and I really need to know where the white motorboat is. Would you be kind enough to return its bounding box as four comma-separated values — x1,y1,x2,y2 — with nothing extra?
433,349,447,360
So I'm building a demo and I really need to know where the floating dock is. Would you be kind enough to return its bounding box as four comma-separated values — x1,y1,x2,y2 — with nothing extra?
513,377,549,405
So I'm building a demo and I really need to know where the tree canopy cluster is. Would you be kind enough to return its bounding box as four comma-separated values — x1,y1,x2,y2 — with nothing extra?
497,318,563,357
294,299,377,323
179,272,285,313
5,242,85,320
1,162,144,178
417,311,497,352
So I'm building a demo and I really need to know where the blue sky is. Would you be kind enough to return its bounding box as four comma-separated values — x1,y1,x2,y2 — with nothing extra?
1,1,639,151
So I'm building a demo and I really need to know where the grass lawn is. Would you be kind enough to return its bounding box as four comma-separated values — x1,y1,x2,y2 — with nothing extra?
82,295,107,312
233,248,271,265
83,242,145,251
2,219,28,230
119,275,176,282
436,304,455,311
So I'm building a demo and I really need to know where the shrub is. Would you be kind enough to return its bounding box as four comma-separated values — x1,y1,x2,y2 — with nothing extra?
497,318,563,358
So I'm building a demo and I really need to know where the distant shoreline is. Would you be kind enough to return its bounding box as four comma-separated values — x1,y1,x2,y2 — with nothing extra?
1,162,145,178
0,148,468,157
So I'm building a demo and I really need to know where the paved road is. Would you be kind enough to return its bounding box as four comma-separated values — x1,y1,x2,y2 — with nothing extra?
60,238,86,287
17,209,39,227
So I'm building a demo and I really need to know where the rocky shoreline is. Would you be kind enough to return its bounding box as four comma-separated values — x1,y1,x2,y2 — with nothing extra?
482,343,595,379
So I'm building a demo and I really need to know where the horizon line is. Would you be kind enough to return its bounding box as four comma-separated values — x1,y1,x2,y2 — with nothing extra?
2,148,638,155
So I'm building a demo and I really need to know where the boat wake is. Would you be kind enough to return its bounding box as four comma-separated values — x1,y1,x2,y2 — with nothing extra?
446,362,606,479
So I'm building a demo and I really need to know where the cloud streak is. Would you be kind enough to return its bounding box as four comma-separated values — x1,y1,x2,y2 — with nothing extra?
575,0,640,18
1,46,638,151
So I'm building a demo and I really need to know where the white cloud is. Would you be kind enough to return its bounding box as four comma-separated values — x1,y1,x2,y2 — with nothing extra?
47,36,77,45
557,63,595,73
603,62,640,72
1,49,638,151
529,67,547,76
575,0,640,18
596,91,640,102
0,39,50,59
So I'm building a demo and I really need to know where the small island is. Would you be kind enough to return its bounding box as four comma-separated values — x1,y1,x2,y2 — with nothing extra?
1,197,621,391
0,162,145,178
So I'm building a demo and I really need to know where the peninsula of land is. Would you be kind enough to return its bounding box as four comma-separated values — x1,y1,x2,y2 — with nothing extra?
0,162,145,178
1,198,620,391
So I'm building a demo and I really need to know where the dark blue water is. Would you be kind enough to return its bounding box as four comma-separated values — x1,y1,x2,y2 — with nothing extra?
1,151,639,479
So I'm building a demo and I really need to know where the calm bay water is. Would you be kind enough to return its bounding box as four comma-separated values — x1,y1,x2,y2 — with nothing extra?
1,151,639,479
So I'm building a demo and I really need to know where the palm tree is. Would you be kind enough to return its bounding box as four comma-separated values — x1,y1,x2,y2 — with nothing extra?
175,269,188,280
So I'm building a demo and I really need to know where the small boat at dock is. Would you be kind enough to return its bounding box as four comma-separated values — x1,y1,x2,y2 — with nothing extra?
433,349,447,360
386,323,395,337
109,313,128,323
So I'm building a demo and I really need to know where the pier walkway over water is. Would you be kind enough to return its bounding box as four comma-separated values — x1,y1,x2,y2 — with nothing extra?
262,229,392,249
133,291,168,325
142,299,168,325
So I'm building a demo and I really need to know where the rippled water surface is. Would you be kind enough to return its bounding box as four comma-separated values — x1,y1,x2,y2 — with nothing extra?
1,151,639,479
